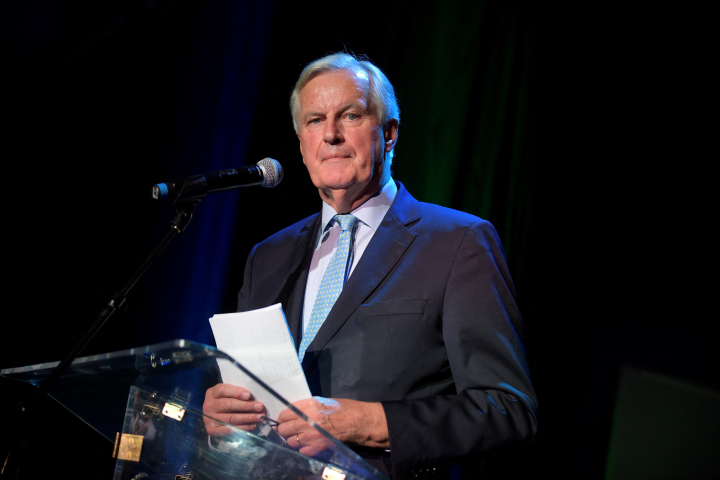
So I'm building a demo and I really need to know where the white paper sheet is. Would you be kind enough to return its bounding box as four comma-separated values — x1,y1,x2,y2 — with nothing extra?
209,303,311,420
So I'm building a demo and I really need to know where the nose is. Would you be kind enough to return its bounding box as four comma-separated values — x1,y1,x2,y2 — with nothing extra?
323,118,343,145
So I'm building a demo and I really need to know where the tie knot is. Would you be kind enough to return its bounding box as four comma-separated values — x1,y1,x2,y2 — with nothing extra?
335,214,357,232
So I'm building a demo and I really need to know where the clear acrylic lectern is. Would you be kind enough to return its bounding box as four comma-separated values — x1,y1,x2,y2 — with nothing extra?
0,340,389,480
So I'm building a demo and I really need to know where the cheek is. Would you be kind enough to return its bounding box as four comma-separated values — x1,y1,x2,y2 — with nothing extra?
299,136,319,167
299,132,318,152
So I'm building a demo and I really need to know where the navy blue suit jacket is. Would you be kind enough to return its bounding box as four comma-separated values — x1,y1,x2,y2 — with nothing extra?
237,182,537,478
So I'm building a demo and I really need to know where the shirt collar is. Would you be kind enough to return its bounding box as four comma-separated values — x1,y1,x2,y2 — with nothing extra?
320,178,398,233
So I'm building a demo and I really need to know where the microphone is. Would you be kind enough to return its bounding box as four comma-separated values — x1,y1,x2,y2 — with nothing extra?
152,158,283,203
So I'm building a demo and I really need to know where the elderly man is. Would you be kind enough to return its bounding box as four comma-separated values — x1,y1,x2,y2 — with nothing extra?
204,53,537,479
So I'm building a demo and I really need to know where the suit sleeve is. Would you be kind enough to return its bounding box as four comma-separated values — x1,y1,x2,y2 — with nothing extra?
236,244,258,312
381,220,538,477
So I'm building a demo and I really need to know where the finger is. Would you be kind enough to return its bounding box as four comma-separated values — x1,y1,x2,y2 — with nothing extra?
289,431,310,451
203,415,260,435
294,430,330,457
227,412,265,427
277,407,301,423
206,422,256,435
209,412,265,427
298,445,324,457
207,383,254,401
289,433,301,450
216,398,265,414
276,419,307,439
203,418,235,437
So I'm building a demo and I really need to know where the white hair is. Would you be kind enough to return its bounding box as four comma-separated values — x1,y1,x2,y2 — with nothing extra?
290,54,400,156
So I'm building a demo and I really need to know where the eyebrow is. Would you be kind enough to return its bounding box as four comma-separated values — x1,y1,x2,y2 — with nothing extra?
302,102,368,121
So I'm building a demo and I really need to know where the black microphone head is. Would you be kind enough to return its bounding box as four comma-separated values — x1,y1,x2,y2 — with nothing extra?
257,158,283,188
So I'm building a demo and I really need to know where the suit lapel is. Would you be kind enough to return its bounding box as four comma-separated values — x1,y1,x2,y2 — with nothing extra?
301,183,421,371
274,214,320,349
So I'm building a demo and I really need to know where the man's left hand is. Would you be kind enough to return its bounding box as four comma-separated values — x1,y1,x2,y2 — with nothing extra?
276,397,389,456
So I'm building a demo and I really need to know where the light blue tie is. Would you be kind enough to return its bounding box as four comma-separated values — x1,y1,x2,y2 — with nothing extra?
299,214,357,361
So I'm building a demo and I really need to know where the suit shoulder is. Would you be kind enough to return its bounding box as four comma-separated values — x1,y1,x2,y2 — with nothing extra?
417,201,495,233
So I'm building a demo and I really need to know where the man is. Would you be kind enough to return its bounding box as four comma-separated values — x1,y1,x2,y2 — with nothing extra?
204,53,537,479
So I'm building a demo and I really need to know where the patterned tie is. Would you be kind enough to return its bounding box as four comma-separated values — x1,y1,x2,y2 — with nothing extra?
298,214,357,361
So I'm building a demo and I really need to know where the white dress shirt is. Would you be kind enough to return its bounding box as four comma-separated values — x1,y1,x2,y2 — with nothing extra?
301,179,398,335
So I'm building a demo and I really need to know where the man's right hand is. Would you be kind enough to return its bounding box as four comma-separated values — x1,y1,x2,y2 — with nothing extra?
202,383,266,436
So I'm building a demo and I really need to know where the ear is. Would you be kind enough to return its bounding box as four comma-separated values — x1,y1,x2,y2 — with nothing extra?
383,119,399,153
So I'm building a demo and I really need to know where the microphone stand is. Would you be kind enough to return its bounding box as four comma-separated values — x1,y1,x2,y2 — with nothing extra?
2,200,200,478
39,201,199,395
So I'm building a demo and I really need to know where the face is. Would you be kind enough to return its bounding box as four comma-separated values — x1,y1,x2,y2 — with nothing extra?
297,70,397,209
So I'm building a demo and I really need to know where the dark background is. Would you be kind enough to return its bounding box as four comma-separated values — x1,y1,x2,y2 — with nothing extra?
0,0,714,478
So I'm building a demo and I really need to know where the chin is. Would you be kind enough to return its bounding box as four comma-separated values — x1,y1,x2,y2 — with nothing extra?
317,172,362,190
319,180,359,191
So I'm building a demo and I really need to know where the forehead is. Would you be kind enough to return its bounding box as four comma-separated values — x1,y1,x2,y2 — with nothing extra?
299,69,370,110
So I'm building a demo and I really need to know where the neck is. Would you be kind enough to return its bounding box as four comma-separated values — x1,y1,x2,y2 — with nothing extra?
320,173,390,214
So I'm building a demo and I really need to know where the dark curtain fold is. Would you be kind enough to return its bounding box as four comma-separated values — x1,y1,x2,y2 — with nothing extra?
135,0,276,345
389,1,536,289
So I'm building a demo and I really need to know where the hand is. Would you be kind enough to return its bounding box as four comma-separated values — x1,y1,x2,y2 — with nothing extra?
202,383,266,436
276,397,389,456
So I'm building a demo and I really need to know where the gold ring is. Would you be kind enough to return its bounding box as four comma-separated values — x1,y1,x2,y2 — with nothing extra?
296,434,301,446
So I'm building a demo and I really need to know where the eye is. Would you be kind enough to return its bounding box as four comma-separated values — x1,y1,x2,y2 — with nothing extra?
309,118,322,125
346,113,359,121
